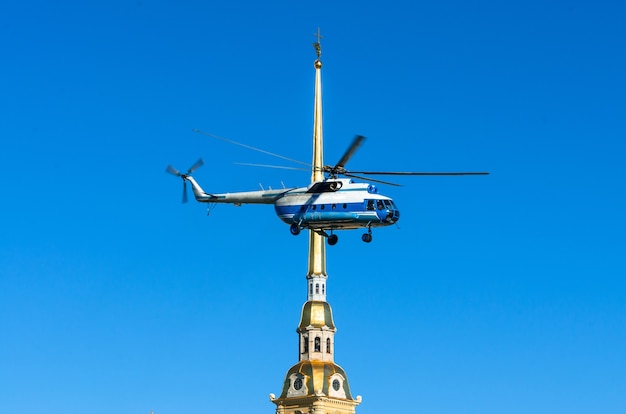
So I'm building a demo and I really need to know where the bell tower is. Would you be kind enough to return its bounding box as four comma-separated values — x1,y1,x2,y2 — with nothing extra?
269,30,362,414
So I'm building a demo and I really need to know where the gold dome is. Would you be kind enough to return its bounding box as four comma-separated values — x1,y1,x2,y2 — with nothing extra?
298,301,336,331
278,360,354,400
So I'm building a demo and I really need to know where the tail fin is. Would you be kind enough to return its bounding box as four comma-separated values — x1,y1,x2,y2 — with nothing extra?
184,176,216,202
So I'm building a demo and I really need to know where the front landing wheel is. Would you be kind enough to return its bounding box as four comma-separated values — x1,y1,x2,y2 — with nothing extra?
362,233,373,243
328,234,339,245
290,223,301,236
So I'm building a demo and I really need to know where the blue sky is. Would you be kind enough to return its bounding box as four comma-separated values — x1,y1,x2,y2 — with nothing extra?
1,1,625,413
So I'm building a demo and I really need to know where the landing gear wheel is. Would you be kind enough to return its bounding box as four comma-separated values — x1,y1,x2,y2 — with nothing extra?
328,234,338,246
362,233,373,243
290,223,301,236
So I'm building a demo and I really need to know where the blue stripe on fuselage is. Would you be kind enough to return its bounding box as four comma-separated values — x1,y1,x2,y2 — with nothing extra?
275,201,384,227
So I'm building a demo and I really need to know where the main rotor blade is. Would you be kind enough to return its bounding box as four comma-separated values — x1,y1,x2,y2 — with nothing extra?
345,171,490,176
166,165,181,176
193,129,311,168
234,162,310,171
344,173,402,187
335,135,366,169
187,158,204,175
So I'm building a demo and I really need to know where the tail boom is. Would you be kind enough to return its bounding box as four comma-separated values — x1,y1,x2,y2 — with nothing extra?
184,176,296,205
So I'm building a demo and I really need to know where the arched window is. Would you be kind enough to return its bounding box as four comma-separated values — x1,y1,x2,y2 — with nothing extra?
315,283,319,294
326,338,331,353
303,336,309,353
314,336,321,352
322,284,325,294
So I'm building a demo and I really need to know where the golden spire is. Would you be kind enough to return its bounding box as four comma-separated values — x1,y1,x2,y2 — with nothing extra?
308,28,327,283
272,35,361,411
311,27,323,183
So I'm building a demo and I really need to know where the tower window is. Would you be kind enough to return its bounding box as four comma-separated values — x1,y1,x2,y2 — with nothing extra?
332,379,341,391
314,337,321,352
309,283,313,295
326,338,331,353
303,336,309,353
315,283,319,294
322,284,325,294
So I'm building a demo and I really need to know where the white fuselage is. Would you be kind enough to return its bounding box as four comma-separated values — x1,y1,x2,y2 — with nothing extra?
185,177,400,231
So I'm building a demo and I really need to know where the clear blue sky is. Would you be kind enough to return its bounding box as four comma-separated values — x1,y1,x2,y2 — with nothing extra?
1,1,625,413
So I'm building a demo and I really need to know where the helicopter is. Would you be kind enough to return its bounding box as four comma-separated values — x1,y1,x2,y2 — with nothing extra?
166,131,489,245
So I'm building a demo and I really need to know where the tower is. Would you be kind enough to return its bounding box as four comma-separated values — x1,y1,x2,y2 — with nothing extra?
269,31,362,414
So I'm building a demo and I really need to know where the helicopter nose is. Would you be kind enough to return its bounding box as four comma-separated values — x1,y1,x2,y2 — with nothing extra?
386,209,400,223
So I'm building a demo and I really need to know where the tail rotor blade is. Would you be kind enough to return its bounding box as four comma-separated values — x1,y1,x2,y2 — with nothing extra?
187,158,204,175
166,165,181,176
182,181,188,203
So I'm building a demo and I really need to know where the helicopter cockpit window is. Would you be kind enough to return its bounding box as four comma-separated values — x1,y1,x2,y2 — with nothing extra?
383,200,392,208
377,200,385,210
366,200,375,211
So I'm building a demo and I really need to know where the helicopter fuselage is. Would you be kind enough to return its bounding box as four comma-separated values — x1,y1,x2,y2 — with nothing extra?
274,179,400,231
183,176,399,242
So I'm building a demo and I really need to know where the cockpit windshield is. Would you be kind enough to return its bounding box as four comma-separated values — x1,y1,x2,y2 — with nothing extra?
366,199,398,211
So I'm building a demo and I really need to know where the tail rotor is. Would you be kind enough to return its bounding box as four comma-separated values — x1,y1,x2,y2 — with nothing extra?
165,158,204,203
